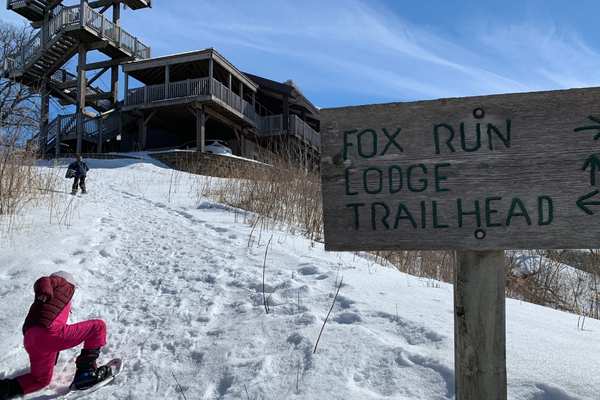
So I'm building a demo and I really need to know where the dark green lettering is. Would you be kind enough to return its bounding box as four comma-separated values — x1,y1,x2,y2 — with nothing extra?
358,129,378,159
381,128,403,155
343,129,358,160
344,168,357,196
371,202,390,230
433,124,455,154
420,201,427,228
432,201,449,228
394,203,417,229
407,164,428,192
538,196,554,226
487,120,511,150
506,198,532,226
457,199,481,227
460,122,482,152
485,197,502,227
434,163,451,192
347,203,365,230
363,167,383,194
388,165,403,194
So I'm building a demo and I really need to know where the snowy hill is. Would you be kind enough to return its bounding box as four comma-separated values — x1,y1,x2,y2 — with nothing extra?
0,159,598,400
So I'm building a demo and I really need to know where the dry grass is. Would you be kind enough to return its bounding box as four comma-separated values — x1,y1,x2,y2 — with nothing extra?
197,148,323,242
184,145,600,319
0,142,63,236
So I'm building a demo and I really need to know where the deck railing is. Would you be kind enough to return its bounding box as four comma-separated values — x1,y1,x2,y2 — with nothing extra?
289,114,320,149
256,114,320,149
42,111,120,146
125,77,257,123
4,2,150,75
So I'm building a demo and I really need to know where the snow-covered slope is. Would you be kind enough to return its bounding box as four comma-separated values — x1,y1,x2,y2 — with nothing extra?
0,159,598,400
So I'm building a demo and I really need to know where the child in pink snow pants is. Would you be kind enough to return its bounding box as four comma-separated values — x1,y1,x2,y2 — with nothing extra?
0,271,110,400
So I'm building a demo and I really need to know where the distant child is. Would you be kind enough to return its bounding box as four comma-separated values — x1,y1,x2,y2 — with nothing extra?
66,155,90,195
0,271,110,399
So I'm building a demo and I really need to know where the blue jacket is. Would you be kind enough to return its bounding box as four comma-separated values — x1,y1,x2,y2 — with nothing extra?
67,160,89,178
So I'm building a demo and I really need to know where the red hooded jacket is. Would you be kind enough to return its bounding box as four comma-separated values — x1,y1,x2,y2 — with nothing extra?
22,276,75,334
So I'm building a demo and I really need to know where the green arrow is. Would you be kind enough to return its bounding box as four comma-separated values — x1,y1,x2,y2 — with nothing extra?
574,116,600,140
583,154,600,186
577,190,600,215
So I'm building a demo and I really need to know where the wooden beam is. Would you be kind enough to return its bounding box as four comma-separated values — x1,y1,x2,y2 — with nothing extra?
88,0,115,8
55,115,62,157
86,93,112,102
82,57,132,71
86,40,110,51
124,72,129,105
40,80,49,156
455,250,507,400
144,109,157,125
98,118,104,153
76,45,87,154
111,1,121,104
196,106,206,152
88,67,110,86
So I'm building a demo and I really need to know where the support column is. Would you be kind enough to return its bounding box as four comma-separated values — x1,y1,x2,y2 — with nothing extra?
39,80,49,157
124,72,129,105
454,250,507,400
240,82,244,101
196,106,205,152
209,58,214,95
282,95,289,132
138,116,147,150
110,0,121,104
55,115,62,158
165,65,170,97
97,118,103,153
76,45,87,154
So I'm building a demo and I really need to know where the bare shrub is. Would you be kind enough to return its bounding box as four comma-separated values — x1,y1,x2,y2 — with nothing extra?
198,145,323,242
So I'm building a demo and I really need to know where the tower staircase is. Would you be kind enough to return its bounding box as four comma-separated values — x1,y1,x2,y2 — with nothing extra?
3,0,151,154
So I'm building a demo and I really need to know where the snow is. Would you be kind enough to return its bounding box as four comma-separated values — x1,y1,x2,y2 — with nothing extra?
0,159,599,400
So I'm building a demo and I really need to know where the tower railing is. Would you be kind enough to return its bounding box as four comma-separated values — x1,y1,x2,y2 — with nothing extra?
3,2,150,76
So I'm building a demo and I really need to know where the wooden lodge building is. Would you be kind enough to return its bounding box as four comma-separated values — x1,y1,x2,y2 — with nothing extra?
2,0,320,162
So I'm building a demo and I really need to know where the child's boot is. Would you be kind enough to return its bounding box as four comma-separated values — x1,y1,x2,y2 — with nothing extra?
0,379,23,400
71,348,111,390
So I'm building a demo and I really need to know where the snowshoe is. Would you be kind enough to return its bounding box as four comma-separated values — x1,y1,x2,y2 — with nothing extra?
0,379,23,400
71,365,112,390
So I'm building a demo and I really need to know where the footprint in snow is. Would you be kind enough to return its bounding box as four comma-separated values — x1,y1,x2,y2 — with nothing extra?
334,312,362,324
298,265,319,276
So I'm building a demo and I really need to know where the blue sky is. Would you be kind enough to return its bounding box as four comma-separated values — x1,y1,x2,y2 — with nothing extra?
3,0,600,108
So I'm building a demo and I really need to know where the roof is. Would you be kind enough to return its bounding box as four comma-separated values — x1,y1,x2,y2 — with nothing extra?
244,72,319,116
123,49,258,91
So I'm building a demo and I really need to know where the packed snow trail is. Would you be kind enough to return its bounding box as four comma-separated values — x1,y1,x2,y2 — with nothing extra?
0,159,598,400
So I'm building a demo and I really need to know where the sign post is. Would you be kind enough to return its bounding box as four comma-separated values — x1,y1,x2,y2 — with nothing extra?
455,250,506,399
320,87,600,399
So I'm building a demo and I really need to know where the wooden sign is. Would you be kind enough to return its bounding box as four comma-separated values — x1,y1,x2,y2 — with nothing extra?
320,87,600,251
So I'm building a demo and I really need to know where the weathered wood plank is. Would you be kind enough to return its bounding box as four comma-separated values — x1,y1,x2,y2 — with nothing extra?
320,87,600,250
454,250,507,400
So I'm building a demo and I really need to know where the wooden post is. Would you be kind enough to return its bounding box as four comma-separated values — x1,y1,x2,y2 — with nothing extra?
454,250,507,400
40,80,49,157
137,117,146,150
111,1,121,103
124,72,129,105
282,95,289,132
55,115,62,158
209,58,214,95
165,64,170,92
196,106,205,152
97,118,103,153
76,44,87,154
